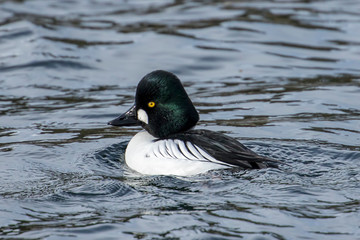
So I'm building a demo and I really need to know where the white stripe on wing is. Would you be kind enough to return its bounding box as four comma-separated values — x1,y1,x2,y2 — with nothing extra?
149,139,230,166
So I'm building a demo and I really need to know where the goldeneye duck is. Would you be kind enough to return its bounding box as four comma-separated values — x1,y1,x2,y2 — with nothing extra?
109,70,278,176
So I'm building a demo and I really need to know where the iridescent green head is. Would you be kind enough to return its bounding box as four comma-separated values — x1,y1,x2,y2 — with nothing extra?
109,70,199,138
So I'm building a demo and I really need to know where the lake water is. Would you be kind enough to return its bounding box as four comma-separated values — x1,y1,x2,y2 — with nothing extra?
1,0,359,239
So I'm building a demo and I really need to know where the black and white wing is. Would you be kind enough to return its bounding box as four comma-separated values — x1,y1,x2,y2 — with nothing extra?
165,129,279,169
151,138,232,166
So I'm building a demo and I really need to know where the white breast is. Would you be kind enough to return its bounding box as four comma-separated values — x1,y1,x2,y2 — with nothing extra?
125,131,230,176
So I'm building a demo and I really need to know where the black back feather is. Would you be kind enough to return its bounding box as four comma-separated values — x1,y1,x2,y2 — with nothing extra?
166,129,279,169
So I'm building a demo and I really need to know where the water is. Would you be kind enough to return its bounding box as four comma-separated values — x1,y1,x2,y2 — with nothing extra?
1,0,359,239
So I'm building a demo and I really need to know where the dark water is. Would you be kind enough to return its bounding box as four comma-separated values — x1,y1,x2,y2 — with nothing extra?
1,0,360,239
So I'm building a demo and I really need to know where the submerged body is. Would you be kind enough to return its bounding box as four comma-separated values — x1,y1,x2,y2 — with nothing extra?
109,70,279,176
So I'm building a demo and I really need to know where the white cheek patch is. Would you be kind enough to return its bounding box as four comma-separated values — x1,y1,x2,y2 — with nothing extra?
137,109,149,124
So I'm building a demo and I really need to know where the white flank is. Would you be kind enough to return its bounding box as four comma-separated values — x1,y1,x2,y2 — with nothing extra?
137,109,148,124
125,131,231,176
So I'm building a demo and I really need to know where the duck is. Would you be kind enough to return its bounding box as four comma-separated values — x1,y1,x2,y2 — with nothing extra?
108,70,278,176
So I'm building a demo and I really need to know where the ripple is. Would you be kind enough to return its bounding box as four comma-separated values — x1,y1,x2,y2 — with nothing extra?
62,179,134,199
0,60,95,72
0,29,33,41
1,0,360,239
200,46,241,53
43,36,133,48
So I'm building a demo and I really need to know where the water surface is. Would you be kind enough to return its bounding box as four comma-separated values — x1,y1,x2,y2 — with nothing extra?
0,0,359,239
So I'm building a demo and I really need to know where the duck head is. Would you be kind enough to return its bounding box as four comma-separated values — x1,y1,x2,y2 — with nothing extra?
108,70,199,138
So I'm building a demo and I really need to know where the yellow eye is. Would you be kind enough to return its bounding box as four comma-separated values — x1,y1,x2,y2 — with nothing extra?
148,101,155,108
